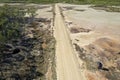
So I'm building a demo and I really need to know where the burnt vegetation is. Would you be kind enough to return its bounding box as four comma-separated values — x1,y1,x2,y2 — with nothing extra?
0,4,55,80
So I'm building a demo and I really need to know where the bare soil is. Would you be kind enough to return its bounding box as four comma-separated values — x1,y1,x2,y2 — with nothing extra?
60,3,120,80
54,4,86,80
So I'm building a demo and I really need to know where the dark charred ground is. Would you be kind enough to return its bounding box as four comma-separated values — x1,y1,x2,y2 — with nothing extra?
0,17,55,80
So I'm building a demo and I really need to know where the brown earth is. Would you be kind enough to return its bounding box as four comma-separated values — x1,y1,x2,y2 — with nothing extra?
59,4,120,80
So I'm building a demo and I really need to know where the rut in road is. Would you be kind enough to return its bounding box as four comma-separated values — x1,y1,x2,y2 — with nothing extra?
54,4,87,80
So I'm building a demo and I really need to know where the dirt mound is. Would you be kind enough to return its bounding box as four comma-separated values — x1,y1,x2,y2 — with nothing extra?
86,71,107,80
84,37,120,80
74,37,120,80
85,37,120,57
70,27,91,33
94,38,120,53
62,6,75,10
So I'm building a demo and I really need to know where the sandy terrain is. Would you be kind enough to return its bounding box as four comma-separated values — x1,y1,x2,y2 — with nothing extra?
59,4,120,80
35,5,53,19
54,4,86,80
60,4,120,46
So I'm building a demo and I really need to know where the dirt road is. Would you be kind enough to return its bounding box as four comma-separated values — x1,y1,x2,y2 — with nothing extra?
54,4,86,80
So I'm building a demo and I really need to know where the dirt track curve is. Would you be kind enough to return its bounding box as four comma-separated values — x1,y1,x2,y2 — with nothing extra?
54,4,87,80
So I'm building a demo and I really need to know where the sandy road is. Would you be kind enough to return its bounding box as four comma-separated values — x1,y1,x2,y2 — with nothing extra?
54,4,86,80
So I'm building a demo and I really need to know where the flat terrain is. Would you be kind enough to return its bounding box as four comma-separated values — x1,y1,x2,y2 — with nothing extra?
60,4,120,80
54,4,86,80
1,3,120,80
60,4,120,46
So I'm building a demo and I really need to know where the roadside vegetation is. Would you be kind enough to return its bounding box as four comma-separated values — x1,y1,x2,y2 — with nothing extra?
0,4,25,42
0,4,36,43
0,0,120,5
91,5,120,12
0,4,55,80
